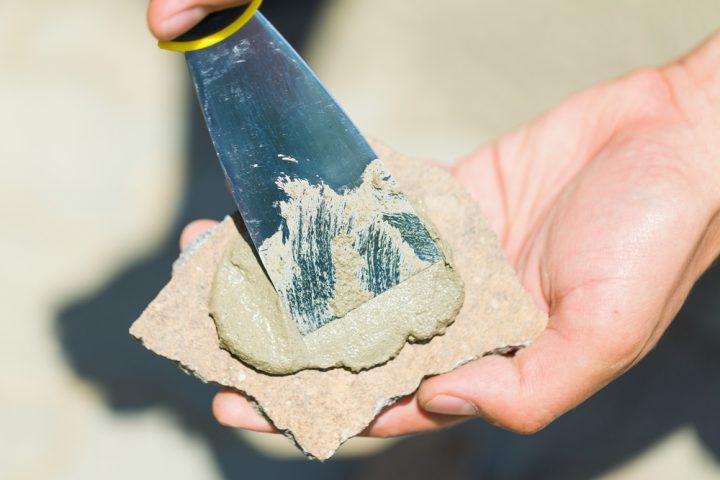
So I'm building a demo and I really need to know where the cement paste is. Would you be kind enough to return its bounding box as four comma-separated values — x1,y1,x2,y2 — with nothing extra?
255,159,444,336
210,200,464,374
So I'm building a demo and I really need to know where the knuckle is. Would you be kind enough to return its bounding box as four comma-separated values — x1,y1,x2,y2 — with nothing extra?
506,412,553,435
485,401,555,435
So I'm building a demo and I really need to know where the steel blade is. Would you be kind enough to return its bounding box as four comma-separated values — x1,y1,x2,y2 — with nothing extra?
186,12,442,334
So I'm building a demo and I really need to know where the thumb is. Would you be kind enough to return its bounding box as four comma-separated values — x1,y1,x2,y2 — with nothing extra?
417,301,644,434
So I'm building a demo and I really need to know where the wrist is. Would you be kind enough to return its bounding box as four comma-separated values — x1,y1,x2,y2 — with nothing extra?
676,32,720,109
663,33,720,201
661,33,720,267
661,32,720,132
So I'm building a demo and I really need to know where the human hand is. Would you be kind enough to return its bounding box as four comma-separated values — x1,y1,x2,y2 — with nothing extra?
180,34,720,436
147,0,252,41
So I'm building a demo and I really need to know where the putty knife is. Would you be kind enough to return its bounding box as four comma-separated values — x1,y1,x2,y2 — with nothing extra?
160,1,442,335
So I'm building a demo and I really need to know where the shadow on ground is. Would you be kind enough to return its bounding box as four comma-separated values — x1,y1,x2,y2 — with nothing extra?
55,3,720,476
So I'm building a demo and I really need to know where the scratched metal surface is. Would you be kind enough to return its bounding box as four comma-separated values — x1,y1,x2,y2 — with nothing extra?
185,12,441,333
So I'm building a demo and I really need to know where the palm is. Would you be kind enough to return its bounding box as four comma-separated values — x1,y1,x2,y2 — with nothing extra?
460,68,704,358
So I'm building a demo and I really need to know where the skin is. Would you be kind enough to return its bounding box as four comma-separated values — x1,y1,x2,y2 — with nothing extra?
155,0,720,438
148,0,252,41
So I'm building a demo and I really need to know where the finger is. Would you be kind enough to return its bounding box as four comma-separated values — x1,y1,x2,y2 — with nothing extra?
180,219,219,250
147,0,252,41
416,320,635,434
362,394,469,438
212,388,277,433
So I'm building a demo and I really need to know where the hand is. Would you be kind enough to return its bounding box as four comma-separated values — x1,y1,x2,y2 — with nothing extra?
147,0,252,41
180,34,720,436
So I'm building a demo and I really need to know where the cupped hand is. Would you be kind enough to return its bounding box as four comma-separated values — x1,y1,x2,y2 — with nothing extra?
179,35,720,436
148,0,251,41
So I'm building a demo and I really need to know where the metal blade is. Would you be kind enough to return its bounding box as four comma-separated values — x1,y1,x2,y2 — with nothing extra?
186,12,442,335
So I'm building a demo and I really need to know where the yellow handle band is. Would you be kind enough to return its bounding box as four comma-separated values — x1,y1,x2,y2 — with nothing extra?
158,0,264,52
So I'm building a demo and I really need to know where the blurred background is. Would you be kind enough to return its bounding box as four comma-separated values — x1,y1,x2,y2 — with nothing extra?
2,0,720,478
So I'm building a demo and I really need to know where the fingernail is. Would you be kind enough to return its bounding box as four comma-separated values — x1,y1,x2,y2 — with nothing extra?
424,395,478,416
161,7,206,40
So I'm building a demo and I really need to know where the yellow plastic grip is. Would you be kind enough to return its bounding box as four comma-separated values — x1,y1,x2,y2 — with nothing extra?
158,0,264,52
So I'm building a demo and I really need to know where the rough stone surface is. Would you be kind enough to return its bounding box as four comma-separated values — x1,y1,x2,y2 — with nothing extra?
130,146,548,460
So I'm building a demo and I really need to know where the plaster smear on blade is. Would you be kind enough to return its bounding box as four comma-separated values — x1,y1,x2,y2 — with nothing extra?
210,218,464,374
277,153,299,163
210,160,464,374
258,159,443,335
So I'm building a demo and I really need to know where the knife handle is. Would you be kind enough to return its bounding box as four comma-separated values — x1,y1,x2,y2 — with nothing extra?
158,0,263,52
